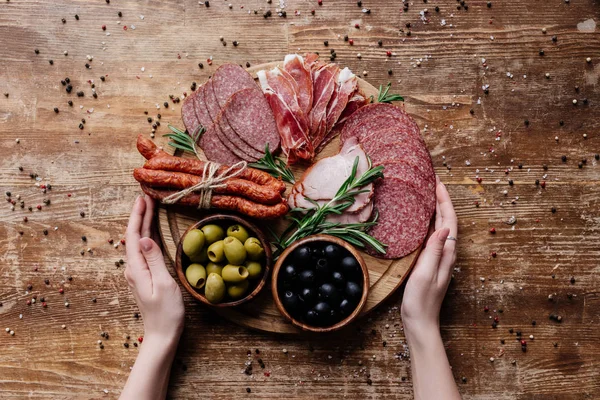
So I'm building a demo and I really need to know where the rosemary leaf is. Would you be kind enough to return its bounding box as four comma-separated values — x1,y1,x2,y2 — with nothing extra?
249,143,296,184
377,82,404,103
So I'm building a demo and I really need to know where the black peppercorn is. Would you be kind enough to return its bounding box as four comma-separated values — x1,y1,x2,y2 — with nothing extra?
524,119,529,126
147,117,152,123
77,91,84,97
357,0,362,6
35,49,40,54
561,155,567,162
378,40,383,47
508,179,513,186
578,162,583,169
93,93,97,98
543,164,548,170
43,229,48,235
204,0,209,6
487,1,491,7
118,11,122,17
552,35,557,42
323,40,328,46
435,6,440,11
61,18,66,23
535,179,539,185
164,102,169,108
79,123,84,130
66,84,72,93
68,100,73,106
559,120,564,126
49,60,54,65
388,69,393,75
539,49,544,56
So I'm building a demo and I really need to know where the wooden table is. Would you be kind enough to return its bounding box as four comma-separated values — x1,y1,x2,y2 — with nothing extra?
1,0,599,398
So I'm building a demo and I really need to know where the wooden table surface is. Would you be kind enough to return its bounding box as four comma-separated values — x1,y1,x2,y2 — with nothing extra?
1,0,599,398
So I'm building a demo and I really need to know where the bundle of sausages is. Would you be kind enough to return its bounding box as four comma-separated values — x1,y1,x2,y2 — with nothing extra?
133,135,289,219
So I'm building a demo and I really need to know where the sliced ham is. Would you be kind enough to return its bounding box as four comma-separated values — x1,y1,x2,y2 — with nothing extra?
326,201,373,224
257,69,313,163
287,137,373,214
283,54,313,117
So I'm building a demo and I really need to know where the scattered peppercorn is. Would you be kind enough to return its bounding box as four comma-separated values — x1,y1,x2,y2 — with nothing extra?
49,60,54,65
35,49,39,54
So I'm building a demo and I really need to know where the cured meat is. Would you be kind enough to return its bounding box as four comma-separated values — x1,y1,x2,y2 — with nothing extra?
133,168,283,205
204,80,221,123
140,185,289,220
211,64,258,108
324,68,358,137
367,141,433,175
258,69,313,163
182,91,201,135
283,54,313,117
316,93,368,153
288,137,373,213
308,63,339,146
221,88,280,155
378,161,436,211
193,84,214,130
198,124,243,165
340,103,420,144
215,115,263,161
366,178,434,259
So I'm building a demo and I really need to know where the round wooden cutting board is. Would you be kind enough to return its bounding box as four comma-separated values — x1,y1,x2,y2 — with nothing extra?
157,61,422,334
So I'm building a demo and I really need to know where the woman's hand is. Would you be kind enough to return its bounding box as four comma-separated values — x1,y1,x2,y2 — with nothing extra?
121,196,185,400
401,178,461,400
124,195,185,343
401,177,457,334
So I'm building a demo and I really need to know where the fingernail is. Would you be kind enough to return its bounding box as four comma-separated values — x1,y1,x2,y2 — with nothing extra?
140,239,152,252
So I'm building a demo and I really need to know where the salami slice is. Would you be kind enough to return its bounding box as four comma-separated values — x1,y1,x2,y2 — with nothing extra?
198,124,244,165
378,161,436,212
343,114,422,149
204,80,221,123
181,91,200,134
368,141,433,177
216,111,264,161
367,178,434,259
193,84,213,129
340,103,418,143
211,64,258,108
222,88,280,155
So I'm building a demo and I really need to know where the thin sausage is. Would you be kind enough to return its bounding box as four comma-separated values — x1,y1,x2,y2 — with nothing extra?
133,168,283,205
140,185,289,219
137,135,286,193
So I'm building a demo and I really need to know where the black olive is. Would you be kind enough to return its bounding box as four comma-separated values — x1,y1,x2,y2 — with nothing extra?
345,281,362,301
323,243,341,262
319,283,340,306
300,287,317,306
299,269,315,285
310,246,324,260
314,301,332,318
292,245,311,263
282,291,301,314
341,256,361,279
331,271,346,288
305,309,319,325
340,298,354,316
315,257,330,279
281,264,297,282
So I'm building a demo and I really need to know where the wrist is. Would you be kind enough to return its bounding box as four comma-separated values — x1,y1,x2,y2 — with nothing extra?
403,319,441,347
141,332,181,356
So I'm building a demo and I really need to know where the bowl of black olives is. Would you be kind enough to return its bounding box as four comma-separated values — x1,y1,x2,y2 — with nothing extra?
176,214,272,308
272,234,369,333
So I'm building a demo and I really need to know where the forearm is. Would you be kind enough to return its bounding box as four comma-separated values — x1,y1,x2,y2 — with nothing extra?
120,335,179,400
405,323,461,400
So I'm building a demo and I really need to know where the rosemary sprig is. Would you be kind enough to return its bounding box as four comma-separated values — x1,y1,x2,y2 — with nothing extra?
249,143,296,184
274,157,386,255
164,124,205,156
376,82,404,103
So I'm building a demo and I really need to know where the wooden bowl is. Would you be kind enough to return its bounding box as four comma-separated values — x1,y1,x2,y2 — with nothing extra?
271,234,370,333
175,214,272,308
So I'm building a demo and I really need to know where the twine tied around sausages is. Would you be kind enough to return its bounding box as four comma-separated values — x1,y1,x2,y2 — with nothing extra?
161,126,248,209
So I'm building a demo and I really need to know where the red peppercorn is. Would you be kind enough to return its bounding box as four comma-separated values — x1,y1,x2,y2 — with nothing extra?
102,25,106,31
36,205,42,210
491,251,497,258
540,181,546,188
386,51,392,57
489,227,496,234
120,239,126,245
108,238,114,244
59,288,64,294
42,302,47,308
27,300,31,305
317,0,322,4
67,193,72,197
520,340,527,346
494,316,499,323
476,177,482,183
484,306,489,312
123,25,127,30
349,39,354,45
138,336,143,343
355,23,360,28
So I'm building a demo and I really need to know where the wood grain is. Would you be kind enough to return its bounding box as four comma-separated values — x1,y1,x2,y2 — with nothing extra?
1,0,599,398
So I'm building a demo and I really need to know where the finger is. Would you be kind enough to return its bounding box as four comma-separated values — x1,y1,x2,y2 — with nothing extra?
437,181,457,237
438,244,457,285
413,227,450,278
435,195,442,231
141,196,155,239
140,237,172,285
125,197,148,274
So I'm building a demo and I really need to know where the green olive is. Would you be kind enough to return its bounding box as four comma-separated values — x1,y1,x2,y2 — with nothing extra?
182,229,205,259
222,264,249,283
244,237,265,261
185,263,206,289
226,224,250,243
204,273,225,304
189,245,208,263
223,236,247,265
227,280,250,299
207,240,225,263
205,262,223,276
201,224,225,245
245,261,262,279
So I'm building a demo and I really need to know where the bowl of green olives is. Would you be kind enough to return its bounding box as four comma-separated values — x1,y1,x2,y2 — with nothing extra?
175,214,272,307
271,234,369,333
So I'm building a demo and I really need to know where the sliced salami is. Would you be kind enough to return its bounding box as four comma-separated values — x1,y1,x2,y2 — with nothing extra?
368,141,433,177
359,125,424,155
366,178,434,259
211,64,258,108
340,103,419,143
181,91,200,134
204,80,221,123
378,161,436,212
193,84,213,129
198,124,244,165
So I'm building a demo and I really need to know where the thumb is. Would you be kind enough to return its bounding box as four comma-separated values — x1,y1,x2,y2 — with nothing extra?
415,227,450,275
139,237,170,280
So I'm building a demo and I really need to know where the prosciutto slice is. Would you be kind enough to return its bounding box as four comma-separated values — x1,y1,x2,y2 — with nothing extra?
257,69,313,163
308,63,339,146
283,54,313,117
287,137,373,214
323,67,358,142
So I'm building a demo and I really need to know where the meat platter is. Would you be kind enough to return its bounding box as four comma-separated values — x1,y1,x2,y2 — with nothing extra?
137,58,434,334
